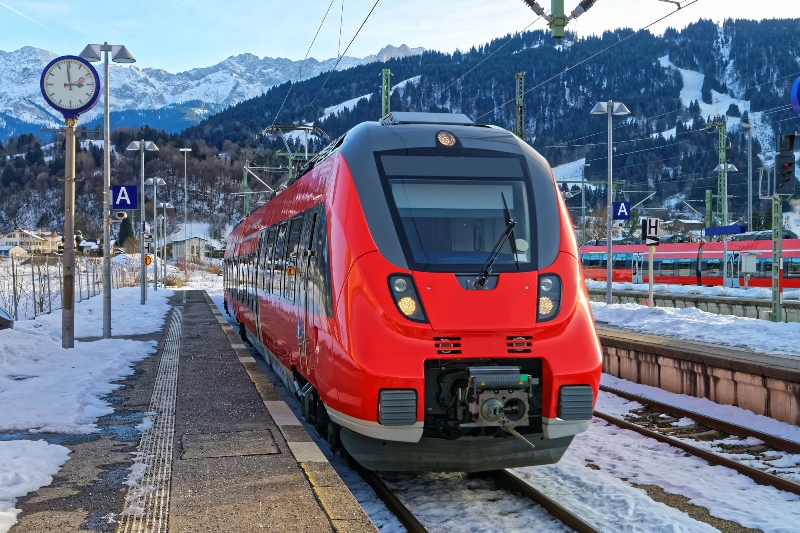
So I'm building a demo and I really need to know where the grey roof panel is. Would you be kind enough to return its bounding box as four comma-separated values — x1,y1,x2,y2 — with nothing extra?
380,112,474,126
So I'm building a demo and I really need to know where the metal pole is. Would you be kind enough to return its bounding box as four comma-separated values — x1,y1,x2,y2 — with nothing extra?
140,141,146,304
581,165,586,244
747,109,753,230
31,259,36,317
63,117,77,348
723,167,728,287
183,150,188,281
772,192,782,322
153,182,158,291
648,245,654,306
58,262,63,308
606,101,613,305
102,43,112,338
47,256,52,314
11,254,17,320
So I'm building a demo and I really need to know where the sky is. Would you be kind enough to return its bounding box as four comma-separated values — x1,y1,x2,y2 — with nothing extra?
0,0,794,73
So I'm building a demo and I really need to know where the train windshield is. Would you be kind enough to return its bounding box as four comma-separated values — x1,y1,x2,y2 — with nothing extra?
378,153,534,272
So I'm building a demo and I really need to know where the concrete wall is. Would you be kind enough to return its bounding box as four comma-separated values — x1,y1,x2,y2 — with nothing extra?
588,289,800,323
600,332,800,426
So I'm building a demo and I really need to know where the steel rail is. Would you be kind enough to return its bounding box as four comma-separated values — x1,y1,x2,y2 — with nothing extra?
594,411,800,496
346,459,429,533
488,470,602,533
600,385,800,455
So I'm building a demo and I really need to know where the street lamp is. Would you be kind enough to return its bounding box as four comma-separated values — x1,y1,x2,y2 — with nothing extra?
714,162,738,286
591,100,630,304
125,140,159,304
179,148,191,280
80,42,135,338
145,177,167,291
581,163,590,245
157,202,174,288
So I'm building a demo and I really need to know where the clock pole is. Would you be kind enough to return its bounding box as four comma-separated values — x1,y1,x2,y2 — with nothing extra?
63,117,78,349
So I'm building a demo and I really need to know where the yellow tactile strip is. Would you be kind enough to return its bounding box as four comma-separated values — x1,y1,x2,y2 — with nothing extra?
200,291,377,533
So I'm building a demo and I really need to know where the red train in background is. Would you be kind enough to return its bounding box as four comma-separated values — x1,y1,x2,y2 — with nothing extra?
579,240,800,287
224,112,601,472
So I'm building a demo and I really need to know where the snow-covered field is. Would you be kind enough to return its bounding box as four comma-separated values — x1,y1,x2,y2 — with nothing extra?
0,284,170,532
586,278,800,300
591,300,800,356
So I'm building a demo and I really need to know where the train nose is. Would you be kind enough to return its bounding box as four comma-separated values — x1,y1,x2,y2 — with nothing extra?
412,271,539,331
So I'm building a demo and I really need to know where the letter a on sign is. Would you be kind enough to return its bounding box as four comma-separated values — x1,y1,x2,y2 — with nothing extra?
112,185,138,210
612,201,631,220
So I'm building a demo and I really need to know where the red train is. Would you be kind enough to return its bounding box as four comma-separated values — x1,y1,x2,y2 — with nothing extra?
579,240,800,287
224,112,601,472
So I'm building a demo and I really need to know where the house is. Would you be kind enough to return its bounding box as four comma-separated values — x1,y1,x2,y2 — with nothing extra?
0,245,28,258
0,229,61,254
0,230,43,253
78,240,100,254
171,237,209,263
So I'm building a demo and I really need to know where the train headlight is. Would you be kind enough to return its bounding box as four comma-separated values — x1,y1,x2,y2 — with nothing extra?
537,274,561,322
388,274,428,323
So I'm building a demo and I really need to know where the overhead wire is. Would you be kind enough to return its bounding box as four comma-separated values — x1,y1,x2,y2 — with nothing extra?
475,0,703,122
299,0,383,122
269,0,338,128
422,14,546,108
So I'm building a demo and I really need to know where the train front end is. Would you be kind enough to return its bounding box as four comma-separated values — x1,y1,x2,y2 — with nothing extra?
328,113,601,472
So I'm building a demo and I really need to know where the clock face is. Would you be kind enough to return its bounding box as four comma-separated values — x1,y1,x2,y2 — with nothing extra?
41,58,99,113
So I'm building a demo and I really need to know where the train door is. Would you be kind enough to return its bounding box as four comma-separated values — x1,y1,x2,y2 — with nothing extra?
632,253,644,283
725,251,740,288
297,208,319,375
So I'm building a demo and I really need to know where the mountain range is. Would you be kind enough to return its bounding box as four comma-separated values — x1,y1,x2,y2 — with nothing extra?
0,44,425,139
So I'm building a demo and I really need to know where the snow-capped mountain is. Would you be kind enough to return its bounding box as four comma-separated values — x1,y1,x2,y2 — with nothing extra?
0,44,425,138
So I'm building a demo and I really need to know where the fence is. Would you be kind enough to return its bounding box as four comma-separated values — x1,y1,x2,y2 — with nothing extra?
0,255,133,320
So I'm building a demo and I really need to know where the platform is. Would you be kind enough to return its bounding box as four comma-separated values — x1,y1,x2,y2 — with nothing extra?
597,325,800,425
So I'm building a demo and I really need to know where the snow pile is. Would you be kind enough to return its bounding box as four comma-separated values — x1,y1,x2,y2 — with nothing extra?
585,279,800,300
591,301,800,356
0,328,156,433
13,287,173,340
0,440,70,533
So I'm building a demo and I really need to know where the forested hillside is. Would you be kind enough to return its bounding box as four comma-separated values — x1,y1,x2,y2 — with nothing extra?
2,18,799,239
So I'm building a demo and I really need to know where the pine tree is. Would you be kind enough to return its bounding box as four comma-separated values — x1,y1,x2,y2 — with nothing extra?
117,216,134,249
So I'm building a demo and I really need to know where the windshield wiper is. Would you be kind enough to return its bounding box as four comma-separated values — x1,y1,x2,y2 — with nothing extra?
473,193,517,289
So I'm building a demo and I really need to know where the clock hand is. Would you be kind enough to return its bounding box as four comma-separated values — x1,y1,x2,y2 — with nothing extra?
66,62,72,90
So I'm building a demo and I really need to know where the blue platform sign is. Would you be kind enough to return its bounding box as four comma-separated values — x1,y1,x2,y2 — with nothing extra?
704,224,747,237
791,76,800,116
612,202,631,220
112,185,138,210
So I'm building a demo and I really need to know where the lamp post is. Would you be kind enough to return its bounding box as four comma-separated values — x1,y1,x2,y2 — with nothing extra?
591,100,630,304
125,140,159,304
179,148,191,279
145,177,166,291
157,202,174,288
715,163,738,286
80,42,135,338
157,214,165,288
581,163,590,244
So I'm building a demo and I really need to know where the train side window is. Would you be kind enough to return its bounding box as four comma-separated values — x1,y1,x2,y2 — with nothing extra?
706,259,721,277
678,259,691,276
587,254,601,268
273,223,288,295
311,206,334,317
284,215,305,301
787,258,800,278
613,253,628,269
661,259,674,275
264,228,277,291
580,254,588,268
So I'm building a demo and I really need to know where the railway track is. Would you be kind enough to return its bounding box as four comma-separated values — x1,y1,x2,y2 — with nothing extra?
596,387,800,497
347,458,601,533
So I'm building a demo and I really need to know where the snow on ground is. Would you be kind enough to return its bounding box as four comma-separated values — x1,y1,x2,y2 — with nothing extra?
651,126,676,140
0,284,166,531
586,278,800,300
551,157,592,187
0,440,70,533
516,413,800,533
591,301,800,356
13,286,173,340
319,94,373,122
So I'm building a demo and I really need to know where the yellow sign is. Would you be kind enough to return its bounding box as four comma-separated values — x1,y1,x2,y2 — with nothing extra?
145,255,152,266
